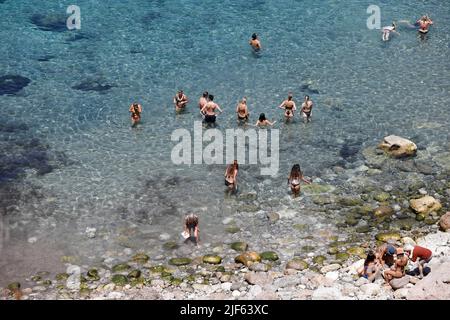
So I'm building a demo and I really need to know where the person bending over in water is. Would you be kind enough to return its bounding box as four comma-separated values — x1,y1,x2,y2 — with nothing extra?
249,33,261,51
129,102,142,127
287,164,311,196
236,97,249,123
199,91,209,112
174,90,188,111
255,113,275,127
201,94,223,124
278,93,296,120
224,160,239,191
382,22,399,41
301,95,314,123
184,213,199,245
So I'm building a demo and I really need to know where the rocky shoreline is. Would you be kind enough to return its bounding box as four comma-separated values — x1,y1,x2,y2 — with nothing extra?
1,135,450,300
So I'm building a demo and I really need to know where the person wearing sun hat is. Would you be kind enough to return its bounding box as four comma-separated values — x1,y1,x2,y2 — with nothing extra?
404,244,432,279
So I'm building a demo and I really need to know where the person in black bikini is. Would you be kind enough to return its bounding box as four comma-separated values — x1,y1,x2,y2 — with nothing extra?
224,160,239,191
287,164,311,196
184,213,199,245
201,94,223,124
301,95,313,123
278,93,296,120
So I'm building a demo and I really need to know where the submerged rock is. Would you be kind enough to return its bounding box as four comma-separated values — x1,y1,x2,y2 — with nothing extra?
202,255,222,264
111,274,128,286
235,252,261,267
112,263,131,273
378,135,417,158
260,251,279,261
30,13,67,32
0,75,31,95
231,241,248,252
168,258,192,266
375,232,401,242
72,80,113,92
410,196,442,215
285,258,309,271
131,253,149,264
374,206,394,218
301,183,335,195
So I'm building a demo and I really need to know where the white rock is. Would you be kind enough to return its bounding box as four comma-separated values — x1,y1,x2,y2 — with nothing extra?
159,233,171,241
107,292,124,300
325,271,339,282
360,283,381,296
28,237,37,244
344,259,365,275
221,282,232,291
232,290,241,297
312,287,343,300
248,285,263,297
85,227,96,239
222,217,234,225
320,264,341,273
123,248,133,255
394,288,409,299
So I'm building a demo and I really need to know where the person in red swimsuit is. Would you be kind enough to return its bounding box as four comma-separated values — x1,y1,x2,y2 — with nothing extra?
404,244,432,278
417,15,433,34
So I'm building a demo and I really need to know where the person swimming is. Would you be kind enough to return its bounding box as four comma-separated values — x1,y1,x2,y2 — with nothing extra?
198,91,209,112
278,93,296,120
249,33,261,51
201,94,223,124
236,97,249,123
255,113,275,127
224,160,239,191
301,95,313,123
287,164,311,196
417,15,433,34
174,90,188,111
382,22,399,41
129,102,142,127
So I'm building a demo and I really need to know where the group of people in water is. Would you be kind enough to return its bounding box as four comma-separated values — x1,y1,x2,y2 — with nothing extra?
382,14,434,41
358,243,433,284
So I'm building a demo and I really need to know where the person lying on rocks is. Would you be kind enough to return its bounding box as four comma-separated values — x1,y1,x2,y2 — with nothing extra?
382,247,408,284
376,243,396,268
357,250,382,282
404,244,432,279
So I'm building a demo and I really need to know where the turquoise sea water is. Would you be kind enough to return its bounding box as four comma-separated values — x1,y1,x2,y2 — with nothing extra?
0,0,449,285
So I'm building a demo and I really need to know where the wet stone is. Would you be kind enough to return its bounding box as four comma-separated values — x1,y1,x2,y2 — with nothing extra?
260,251,279,261
112,263,131,273
168,258,192,266
231,242,248,252
30,13,67,32
111,274,128,286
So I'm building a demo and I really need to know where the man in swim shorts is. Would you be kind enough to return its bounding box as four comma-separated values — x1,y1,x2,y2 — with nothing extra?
236,97,249,123
174,90,188,111
201,94,223,124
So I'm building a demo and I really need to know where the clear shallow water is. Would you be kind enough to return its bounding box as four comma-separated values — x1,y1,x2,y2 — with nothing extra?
0,0,450,285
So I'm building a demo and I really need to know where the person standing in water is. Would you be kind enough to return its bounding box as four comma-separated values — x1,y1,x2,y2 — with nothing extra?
183,213,199,245
382,22,399,41
287,164,311,196
249,33,261,51
199,91,209,113
236,97,249,123
129,102,142,127
224,160,239,191
301,95,314,123
278,93,296,120
201,94,223,125
417,15,433,34
255,113,276,127
174,90,188,111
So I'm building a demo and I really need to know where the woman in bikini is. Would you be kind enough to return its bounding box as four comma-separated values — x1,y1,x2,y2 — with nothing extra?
236,97,249,123
224,160,239,191
287,164,311,196
418,15,433,34
278,93,296,120
129,102,142,127
301,95,313,123
255,113,275,127
174,90,188,111
358,250,381,282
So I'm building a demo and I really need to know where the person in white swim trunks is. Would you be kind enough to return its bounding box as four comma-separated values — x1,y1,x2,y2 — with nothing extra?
382,22,399,41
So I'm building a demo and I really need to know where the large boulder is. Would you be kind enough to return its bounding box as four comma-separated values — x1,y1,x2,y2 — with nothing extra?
235,252,261,267
406,262,450,300
286,258,309,271
377,135,417,158
311,287,343,300
439,212,450,231
389,276,411,290
410,196,442,215
244,272,274,286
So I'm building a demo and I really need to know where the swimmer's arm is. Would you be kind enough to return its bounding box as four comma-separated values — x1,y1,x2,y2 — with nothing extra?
255,120,260,126
200,105,207,113
236,104,240,113
216,105,223,113
292,102,297,111
278,101,285,109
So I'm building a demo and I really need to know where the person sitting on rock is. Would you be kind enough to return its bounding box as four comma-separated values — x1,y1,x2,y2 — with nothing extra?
376,243,396,267
184,213,199,245
358,250,381,282
404,244,432,279
382,247,408,284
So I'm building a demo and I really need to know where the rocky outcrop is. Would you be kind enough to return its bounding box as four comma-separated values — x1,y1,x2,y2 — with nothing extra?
406,262,450,300
410,196,442,215
377,135,417,158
